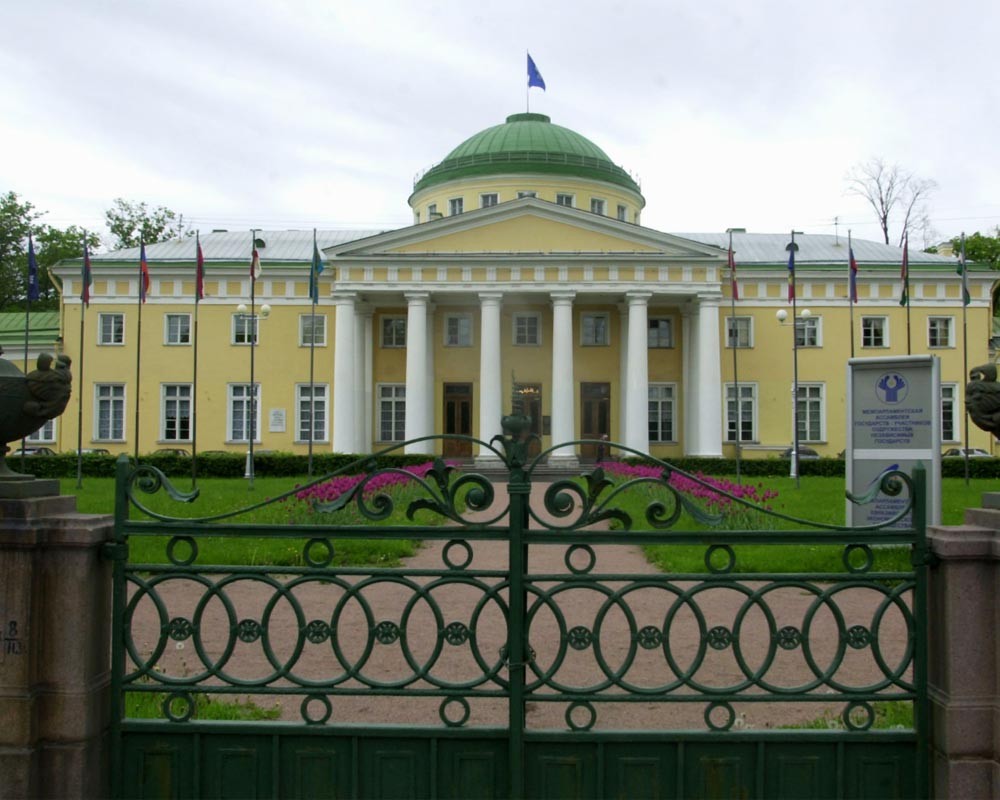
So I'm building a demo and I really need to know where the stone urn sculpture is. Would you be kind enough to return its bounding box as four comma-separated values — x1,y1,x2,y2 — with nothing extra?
0,352,72,480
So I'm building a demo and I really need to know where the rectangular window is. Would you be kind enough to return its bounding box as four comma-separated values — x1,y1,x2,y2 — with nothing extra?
795,317,821,347
517,191,537,198
299,314,326,346
617,204,627,221
444,314,472,347
581,313,610,346
513,313,540,346
726,316,753,348
648,384,676,443
796,383,824,442
556,193,574,207
381,316,407,348
164,313,191,345
428,203,439,218
862,316,887,348
941,384,958,442
297,384,329,442
95,384,125,441
161,384,192,441
232,314,259,345
98,313,124,345
725,384,756,442
449,197,464,216
590,198,606,215
480,193,498,208
27,419,55,443
647,318,673,348
928,317,953,347
378,384,406,442
228,384,260,442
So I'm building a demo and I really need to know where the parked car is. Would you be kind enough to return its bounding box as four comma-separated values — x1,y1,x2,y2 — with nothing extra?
76,448,111,455
153,448,191,457
9,446,56,456
779,446,820,460
942,447,992,458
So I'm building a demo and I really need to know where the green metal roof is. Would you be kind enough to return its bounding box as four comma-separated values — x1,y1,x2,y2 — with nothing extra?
412,113,642,196
0,311,60,350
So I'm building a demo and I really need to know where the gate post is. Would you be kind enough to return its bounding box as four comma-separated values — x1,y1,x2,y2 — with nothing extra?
0,481,113,799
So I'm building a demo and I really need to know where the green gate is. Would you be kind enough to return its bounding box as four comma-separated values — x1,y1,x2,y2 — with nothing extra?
109,432,929,799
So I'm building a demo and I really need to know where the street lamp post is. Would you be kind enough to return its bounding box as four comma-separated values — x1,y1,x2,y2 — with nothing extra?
776,307,811,488
236,301,270,488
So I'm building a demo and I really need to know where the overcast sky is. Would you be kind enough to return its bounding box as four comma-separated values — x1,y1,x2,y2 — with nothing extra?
3,0,997,251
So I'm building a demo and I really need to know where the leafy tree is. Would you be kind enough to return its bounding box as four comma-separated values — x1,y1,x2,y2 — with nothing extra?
0,191,43,311
846,158,937,247
954,229,1000,269
105,198,188,250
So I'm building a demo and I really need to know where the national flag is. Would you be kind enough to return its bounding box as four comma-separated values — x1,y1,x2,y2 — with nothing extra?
958,233,970,306
527,53,546,90
848,245,858,303
139,241,151,303
81,242,92,307
728,245,739,301
898,236,909,307
195,234,205,301
309,237,325,303
250,247,261,281
27,233,39,302
786,246,795,301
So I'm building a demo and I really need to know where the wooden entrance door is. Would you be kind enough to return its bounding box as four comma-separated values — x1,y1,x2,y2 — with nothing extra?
580,382,610,461
443,383,473,458
513,383,543,457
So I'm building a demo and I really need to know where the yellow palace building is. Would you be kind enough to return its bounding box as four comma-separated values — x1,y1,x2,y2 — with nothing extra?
49,112,994,460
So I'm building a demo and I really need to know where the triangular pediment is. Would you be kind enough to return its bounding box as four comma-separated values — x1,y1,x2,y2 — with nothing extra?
327,198,726,262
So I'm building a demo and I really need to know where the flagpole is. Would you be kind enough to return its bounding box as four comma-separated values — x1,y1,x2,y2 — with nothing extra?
525,50,530,113
21,233,35,469
308,229,317,477
248,229,257,490
133,239,145,462
788,230,800,489
848,231,856,359
903,235,911,355
76,233,89,489
728,230,741,483
961,232,970,485
191,232,202,488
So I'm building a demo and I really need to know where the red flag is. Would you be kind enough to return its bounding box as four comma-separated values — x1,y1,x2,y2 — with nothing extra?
250,247,261,281
899,235,909,307
195,235,205,301
82,243,92,307
139,241,150,303
849,245,858,303
728,245,739,301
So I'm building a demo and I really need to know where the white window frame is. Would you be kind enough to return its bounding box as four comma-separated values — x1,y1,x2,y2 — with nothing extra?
725,383,757,443
161,383,192,442
94,383,126,442
795,316,822,348
98,313,125,346
427,203,438,218
227,383,261,443
299,313,327,347
296,383,329,443
941,384,959,443
796,382,825,443
479,193,498,208
617,204,627,221
232,314,259,345
381,316,407,348
590,198,606,215
27,418,55,443
928,316,954,348
861,316,888,348
648,383,677,443
647,317,674,349
555,193,574,207
444,314,473,347
512,312,541,346
581,312,610,346
164,313,191,346
449,197,464,216
725,316,753,349
377,383,406,443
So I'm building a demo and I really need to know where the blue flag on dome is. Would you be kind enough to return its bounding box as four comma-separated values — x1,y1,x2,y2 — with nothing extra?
527,53,546,90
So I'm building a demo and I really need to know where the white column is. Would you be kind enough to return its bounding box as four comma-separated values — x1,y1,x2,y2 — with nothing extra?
477,292,503,462
404,292,432,454
425,304,435,440
549,290,578,464
618,303,629,444
358,306,373,453
681,306,696,455
332,292,357,453
690,297,724,456
625,292,651,453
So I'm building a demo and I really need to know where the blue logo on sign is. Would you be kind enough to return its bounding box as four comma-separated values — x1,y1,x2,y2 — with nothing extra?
875,373,908,404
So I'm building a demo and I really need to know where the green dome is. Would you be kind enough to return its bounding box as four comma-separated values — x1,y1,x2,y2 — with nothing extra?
412,113,641,195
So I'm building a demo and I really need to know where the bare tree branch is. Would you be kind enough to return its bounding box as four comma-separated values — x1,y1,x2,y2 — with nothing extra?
845,158,936,246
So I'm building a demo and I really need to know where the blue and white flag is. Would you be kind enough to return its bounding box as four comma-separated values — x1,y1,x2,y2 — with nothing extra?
527,53,546,90
27,233,39,301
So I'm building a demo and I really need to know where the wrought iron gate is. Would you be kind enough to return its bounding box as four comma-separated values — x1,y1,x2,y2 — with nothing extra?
109,433,929,799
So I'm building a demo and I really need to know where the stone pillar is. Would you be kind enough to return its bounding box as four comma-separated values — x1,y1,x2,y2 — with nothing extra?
618,303,629,444
624,292,651,453
0,482,113,799
353,305,369,454
361,308,374,452
404,292,432,454
688,297,724,457
425,304,435,443
928,503,1000,799
549,291,577,465
681,306,696,455
477,292,503,463
332,292,357,453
